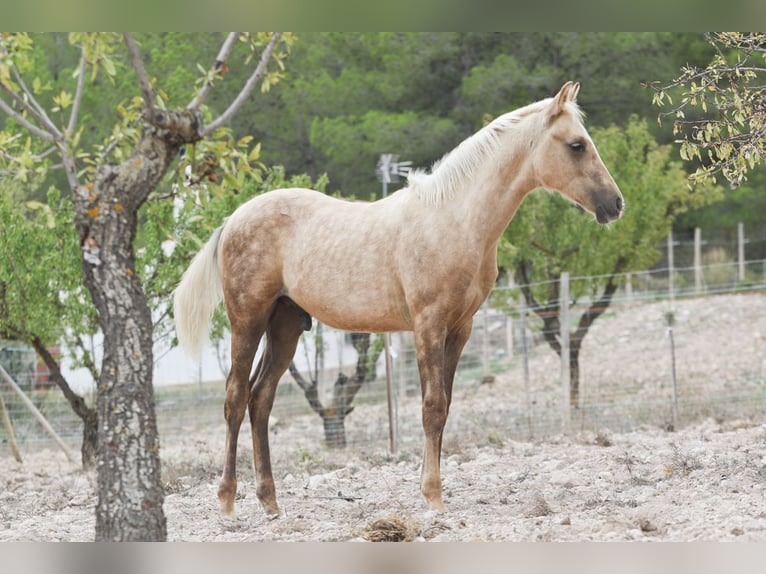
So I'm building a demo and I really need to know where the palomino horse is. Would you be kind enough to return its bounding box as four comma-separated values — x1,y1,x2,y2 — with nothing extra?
174,82,623,516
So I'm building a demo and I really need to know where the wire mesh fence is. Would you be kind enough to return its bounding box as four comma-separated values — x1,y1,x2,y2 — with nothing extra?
2,245,766,458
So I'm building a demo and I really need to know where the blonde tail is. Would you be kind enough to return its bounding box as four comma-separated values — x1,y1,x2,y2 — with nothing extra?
173,226,224,359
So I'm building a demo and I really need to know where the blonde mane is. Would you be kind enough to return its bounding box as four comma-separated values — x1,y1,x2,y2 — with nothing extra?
407,98,582,206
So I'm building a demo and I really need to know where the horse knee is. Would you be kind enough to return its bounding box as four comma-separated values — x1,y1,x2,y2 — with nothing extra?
422,391,448,433
224,376,250,417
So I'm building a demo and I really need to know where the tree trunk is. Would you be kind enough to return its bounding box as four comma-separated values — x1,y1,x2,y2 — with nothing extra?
77,170,167,541
71,110,202,541
291,332,382,449
32,336,98,468
517,259,625,409
569,341,582,407
322,407,347,449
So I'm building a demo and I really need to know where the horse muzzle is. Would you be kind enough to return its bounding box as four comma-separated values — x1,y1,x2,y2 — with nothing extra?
593,191,624,224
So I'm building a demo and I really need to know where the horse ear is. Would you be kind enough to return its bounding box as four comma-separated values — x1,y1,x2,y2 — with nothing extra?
555,82,572,107
548,81,574,122
570,82,580,102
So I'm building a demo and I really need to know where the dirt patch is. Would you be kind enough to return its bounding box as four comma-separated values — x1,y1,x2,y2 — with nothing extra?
2,293,765,541
2,416,765,541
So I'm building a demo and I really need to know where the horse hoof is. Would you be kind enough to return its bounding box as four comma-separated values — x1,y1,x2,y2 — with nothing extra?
219,499,235,516
425,498,447,513
218,482,237,516
259,500,281,516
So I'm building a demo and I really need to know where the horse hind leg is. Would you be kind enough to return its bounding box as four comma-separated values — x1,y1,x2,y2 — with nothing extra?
249,297,310,515
218,316,267,516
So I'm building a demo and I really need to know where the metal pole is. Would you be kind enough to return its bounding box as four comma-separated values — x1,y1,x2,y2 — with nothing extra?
382,174,396,454
738,222,745,282
666,312,679,430
376,154,411,455
667,231,675,302
560,272,571,434
481,302,492,383
670,326,679,429
384,333,396,454
506,273,514,360
694,227,702,294
519,295,531,437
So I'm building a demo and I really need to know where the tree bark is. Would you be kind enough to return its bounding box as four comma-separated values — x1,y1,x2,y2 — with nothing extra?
72,110,203,541
321,405,348,449
0,32,285,541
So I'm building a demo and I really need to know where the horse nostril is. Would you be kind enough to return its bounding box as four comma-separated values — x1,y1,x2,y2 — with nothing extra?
616,196,624,212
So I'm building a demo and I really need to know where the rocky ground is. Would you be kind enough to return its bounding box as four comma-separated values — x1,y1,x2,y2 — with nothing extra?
1,292,765,541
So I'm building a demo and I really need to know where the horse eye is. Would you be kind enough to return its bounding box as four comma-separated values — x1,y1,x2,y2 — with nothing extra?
569,141,585,153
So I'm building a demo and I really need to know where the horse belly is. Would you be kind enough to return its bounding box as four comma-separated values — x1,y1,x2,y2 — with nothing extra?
283,247,410,333
286,272,410,333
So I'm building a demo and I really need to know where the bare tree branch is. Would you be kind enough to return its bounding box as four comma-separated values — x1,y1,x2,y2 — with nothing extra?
32,335,95,421
0,73,63,141
37,146,58,161
68,46,87,136
187,32,240,110
123,33,155,116
288,361,325,417
0,145,61,180
0,94,58,143
201,32,282,137
10,64,60,136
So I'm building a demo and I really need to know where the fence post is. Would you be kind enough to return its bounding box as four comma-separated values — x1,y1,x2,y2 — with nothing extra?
665,312,680,430
506,273,514,360
383,332,397,455
506,314,514,361
519,294,532,437
694,227,702,294
560,272,571,434
738,222,745,282
396,333,408,402
667,231,675,301
481,301,494,384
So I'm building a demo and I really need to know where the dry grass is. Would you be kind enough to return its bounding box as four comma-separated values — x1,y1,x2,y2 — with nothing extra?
525,492,553,518
361,515,420,542
593,430,612,447
664,442,703,478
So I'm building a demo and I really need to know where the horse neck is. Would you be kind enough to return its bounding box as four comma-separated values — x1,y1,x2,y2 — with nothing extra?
449,144,536,248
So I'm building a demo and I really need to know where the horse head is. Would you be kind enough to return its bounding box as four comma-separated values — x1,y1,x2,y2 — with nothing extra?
532,81,624,224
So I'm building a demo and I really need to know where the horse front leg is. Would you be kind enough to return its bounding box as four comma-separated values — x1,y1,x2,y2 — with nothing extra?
444,319,473,415
218,324,264,516
414,322,449,512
